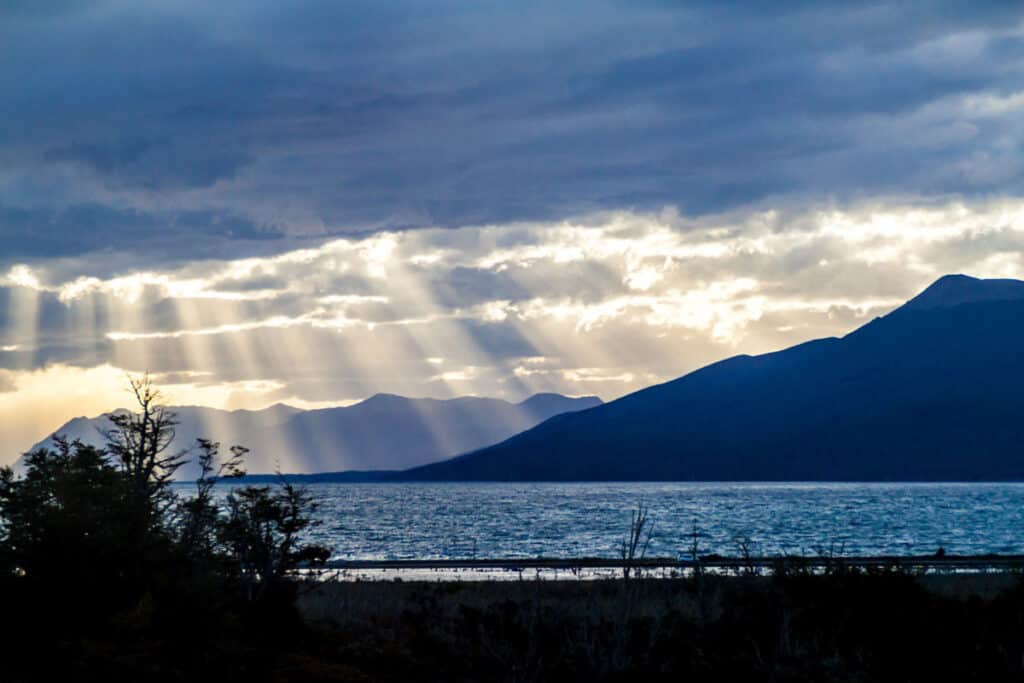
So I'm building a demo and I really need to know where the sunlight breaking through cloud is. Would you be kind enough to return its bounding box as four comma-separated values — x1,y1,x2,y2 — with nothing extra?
1,198,1024,463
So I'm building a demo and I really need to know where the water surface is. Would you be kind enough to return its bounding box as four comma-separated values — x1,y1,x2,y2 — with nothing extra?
257,482,1024,560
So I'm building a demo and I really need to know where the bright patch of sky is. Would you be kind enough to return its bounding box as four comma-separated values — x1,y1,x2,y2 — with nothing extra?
2,199,1024,462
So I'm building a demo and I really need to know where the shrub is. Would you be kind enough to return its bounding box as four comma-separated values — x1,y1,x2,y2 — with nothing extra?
0,375,328,679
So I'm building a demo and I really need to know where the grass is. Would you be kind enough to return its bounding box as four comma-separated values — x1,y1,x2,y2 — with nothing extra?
291,569,1024,682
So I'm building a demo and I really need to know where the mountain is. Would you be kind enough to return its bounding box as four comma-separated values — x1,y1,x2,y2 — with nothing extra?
402,275,1024,481
23,393,602,478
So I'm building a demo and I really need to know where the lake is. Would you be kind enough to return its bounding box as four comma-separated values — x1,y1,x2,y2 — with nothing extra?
253,482,1024,560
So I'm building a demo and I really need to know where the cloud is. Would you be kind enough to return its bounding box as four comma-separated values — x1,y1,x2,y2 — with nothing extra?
0,198,1021,420
0,1,1022,268
0,363,294,462
3,3,1024,465
0,370,16,393
0,203,285,263
0,0,92,18
45,137,255,190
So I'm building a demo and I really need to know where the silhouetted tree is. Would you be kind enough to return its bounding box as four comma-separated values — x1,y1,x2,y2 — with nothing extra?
0,437,142,627
104,373,187,520
176,438,247,561
219,477,330,603
0,374,329,679
620,502,653,580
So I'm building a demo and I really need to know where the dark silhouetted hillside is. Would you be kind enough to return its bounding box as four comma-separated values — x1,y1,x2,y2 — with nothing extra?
403,275,1024,481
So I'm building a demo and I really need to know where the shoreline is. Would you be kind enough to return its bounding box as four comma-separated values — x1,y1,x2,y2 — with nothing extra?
315,553,1024,582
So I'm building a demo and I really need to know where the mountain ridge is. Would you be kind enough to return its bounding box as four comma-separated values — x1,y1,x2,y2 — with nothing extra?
398,274,1024,481
902,273,1024,311
21,392,602,478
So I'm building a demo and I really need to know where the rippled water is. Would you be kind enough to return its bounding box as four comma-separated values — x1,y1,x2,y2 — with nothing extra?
257,482,1024,560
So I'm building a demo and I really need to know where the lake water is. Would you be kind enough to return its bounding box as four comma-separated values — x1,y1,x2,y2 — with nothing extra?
266,482,1024,560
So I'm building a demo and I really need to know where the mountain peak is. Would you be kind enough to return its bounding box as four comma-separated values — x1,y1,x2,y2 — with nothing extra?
901,274,1024,311
19,391,602,477
518,393,602,410
359,392,409,406
403,277,1024,482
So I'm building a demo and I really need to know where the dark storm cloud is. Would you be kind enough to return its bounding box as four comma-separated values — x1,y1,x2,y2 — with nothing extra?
0,204,284,262
45,137,255,190
0,0,93,18
1,0,1023,266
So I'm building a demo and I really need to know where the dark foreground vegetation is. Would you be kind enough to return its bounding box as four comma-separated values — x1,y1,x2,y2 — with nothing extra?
0,377,329,683
299,571,1024,682
5,379,1024,681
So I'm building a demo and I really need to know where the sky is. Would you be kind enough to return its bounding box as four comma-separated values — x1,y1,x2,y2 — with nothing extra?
2,1,1024,463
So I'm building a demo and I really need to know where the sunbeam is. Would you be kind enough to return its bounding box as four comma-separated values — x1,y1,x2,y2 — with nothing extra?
2,199,1024,468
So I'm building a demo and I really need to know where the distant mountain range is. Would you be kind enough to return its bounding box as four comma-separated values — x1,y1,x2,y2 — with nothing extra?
397,274,1024,481
24,274,1024,482
24,393,601,479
